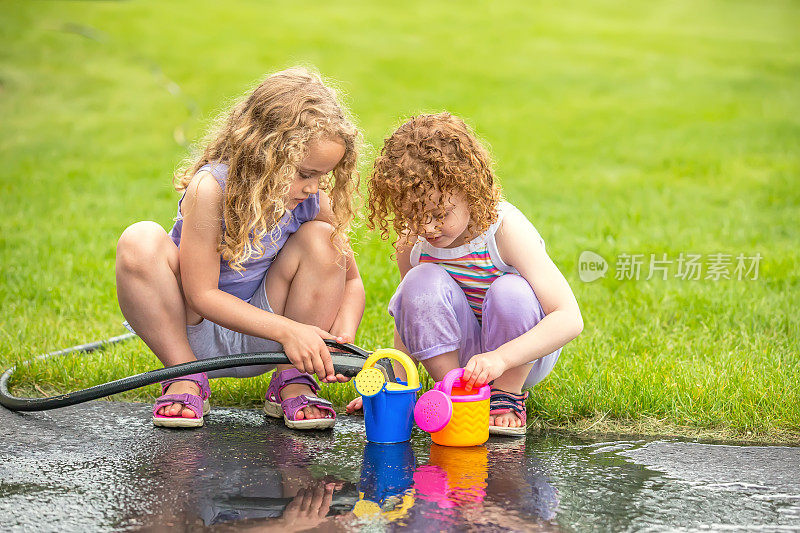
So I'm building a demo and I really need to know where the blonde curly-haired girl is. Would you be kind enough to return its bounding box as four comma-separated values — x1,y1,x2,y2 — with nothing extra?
116,67,363,430
347,112,583,436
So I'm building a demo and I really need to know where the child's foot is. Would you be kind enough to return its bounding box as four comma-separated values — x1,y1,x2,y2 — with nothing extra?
152,372,211,428
156,380,201,418
264,368,336,430
345,396,363,413
280,383,329,420
489,410,525,428
488,388,528,436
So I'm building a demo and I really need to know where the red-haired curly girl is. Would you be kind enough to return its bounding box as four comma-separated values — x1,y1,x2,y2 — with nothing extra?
116,67,364,430
347,113,583,436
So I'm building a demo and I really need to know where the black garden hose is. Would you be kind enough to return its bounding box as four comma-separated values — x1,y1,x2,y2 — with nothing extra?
0,334,393,412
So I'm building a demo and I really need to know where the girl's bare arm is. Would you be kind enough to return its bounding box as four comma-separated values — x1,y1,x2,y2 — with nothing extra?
178,173,338,379
489,209,583,368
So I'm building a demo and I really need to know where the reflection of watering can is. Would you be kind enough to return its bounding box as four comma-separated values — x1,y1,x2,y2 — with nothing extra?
413,444,488,508
414,368,490,447
355,349,420,443
353,441,416,521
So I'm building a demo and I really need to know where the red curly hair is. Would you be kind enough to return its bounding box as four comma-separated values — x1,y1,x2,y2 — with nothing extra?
368,113,502,245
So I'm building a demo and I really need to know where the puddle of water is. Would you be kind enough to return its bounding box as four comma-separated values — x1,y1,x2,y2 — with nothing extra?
0,402,798,532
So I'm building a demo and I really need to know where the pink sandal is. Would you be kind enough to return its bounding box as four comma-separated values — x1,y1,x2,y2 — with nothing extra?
489,388,528,437
152,372,211,428
264,368,336,430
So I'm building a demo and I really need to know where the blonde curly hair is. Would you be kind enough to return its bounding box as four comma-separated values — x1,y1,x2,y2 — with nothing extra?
174,66,360,272
368,113,501,246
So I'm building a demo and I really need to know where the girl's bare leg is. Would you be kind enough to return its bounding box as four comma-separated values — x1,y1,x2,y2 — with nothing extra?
265,221,347,420
419,350,460,382
115,221,202,418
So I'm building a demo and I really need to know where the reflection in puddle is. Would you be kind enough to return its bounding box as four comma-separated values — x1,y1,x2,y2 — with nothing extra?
353,442,415,521
1,403,798,531
416,445,488,509
196,427,557,531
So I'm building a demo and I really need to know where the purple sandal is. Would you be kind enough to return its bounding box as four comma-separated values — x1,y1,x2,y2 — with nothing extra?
264,368,336,430
489,387,528,437
152,372,211,428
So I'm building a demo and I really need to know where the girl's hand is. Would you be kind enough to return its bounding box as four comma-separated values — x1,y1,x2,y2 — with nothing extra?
328,331,355,348
345,396,363,413
279,321,343,382
322,331,354,384
462,351,507,391
278,482,336,530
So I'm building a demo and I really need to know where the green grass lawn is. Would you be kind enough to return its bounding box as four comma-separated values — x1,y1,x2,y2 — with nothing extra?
1,0,798,443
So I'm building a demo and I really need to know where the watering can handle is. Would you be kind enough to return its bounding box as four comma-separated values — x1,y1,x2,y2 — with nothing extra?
440,368,465,394
362,349,419,389
439,368,490,396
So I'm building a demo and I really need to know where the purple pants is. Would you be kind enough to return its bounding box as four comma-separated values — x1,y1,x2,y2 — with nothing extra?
388,263,561,389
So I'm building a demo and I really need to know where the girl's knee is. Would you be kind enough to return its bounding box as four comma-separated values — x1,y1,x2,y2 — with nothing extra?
116,221,172,274
295,219,335,240
486,274,535,302
290,221,341,265
394,264,457,306
402,263,452,289
484,274,544,323
390,263,462,325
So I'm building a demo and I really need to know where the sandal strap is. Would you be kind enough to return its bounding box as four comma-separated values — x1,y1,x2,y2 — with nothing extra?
266,368,320,403
159,372,210,399
281,395,335,421
153,393,204,419
490,388,529,414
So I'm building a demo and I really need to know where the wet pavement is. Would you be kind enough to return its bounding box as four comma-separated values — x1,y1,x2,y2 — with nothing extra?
1,402,798,532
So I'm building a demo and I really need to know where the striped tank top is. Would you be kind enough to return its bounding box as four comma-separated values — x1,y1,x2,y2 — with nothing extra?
409,201,545,322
